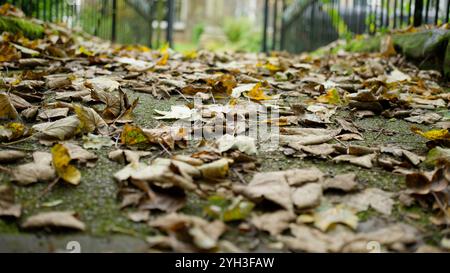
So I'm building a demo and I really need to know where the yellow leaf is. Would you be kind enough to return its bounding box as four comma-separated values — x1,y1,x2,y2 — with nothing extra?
51,144,81,185
246,82,272,101
264,117,290,126
183,50,198,60
317,88,342,104
380,35,396,57
77,46,94,56
157,52,169,66
264,62,282,73
0,122,29,141
228,98,238,106
120,124,149,145
314,205,358,231
0,93,20,120
73,104,109,135
0,44,20,62
411,127,450,141
210,74,237,95
198,158,230,179
156,43,170,65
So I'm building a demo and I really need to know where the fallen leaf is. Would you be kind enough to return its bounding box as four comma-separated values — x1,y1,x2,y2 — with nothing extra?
323,173,358,192
127,211,150,222
332,188,395,215
0,185,21,218
411,127,450,141
149,213,225,250
204,196,254,222
0,122,30,142
317,88,342,104
108,149,151,164
82,134,114,150
138,187,186,213
37,108,69,120
216,134,257,155
245,82,272,101
333,154,376,168
0,150,26,163
155,105,200,121
291,183,323,209
314,205,359,231
251,210,295,235
63,143,98,165
386,69,411,83
11,43,39,56
198,158,230,179
234,171,293,211
113,161,148,181
0,92,20,120
425,147,450,167
289,143,335,156
74,104,109,135
33,116,80,140
406,167,449,195
85,77,120,92
280,128,339,146
11,152,56,185
51,143,81,185
120,124,150,145
21,211,85,231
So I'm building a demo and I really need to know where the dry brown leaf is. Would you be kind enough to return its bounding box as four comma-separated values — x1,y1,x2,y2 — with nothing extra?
11,152,56,185
108,149,151,164
73,104,109,135
251,210,295,235
291,183,323,209
33,115,80,140
0,92,20,120
234,171,293,211
22,211,85,231
37,108,69,120
0,150,26,163
0,185,21,218
323,173,359,192
280,128,339,146
333,154,376,168
149,213,226,250
330,188,395,215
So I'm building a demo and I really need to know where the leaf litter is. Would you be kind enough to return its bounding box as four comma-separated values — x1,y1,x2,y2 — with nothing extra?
0,4,449,252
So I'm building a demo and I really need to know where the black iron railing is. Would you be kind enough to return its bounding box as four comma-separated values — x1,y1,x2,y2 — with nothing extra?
265,0,450,53
0,0,77,26
0,0,175,47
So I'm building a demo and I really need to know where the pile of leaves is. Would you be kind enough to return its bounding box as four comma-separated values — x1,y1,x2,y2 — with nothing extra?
1,4,450,253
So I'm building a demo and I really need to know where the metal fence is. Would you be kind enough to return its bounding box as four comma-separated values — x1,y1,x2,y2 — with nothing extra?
0,0,78,26
0,0,175,47
265,0,450,53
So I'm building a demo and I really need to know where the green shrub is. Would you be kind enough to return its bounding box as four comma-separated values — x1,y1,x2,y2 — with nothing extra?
0,16,44,39
222,17,261,52
192,23,205,44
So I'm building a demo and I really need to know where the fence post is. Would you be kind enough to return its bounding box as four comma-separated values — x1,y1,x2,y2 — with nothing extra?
434,0,440,25
272,0,279,51
149,0,156,48
280,0,286,51
413,0,423,26
112,0,117,42
262,0,269,53
446,0,449,23
166,0,174,47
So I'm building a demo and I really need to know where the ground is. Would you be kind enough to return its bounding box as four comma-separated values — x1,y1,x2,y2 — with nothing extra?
0,88,446,252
